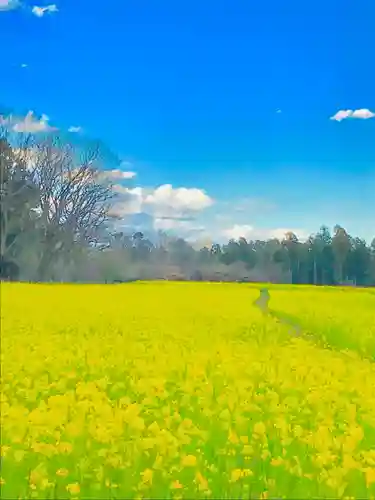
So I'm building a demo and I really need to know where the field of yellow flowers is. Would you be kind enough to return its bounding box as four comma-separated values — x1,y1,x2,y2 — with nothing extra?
1,282,375,499
268,286,375,361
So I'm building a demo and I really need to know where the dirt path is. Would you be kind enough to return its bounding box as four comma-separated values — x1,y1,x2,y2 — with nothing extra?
253,288,315,341
252,288,374,364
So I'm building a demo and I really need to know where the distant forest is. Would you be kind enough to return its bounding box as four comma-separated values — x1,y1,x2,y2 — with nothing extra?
1,129,374,286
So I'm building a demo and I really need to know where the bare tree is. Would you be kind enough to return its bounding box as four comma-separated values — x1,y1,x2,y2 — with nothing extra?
24,135,118,279
0,126,120,280
0,130,40,278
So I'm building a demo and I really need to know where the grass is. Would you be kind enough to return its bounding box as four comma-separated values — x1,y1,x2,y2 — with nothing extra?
1,282,375,499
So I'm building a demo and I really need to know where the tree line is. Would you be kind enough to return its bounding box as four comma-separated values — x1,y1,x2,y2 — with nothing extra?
1,128,374,286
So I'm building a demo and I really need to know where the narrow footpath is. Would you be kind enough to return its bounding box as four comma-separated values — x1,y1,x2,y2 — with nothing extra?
253,288,374,362
253,287,315,341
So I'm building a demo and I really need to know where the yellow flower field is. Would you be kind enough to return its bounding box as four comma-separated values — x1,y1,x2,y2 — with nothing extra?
268,286,375,360
1,282,375,499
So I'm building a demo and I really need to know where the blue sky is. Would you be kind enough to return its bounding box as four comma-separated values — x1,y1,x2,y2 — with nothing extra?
1,0,374,244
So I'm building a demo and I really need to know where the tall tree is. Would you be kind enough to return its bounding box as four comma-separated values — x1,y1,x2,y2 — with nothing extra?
332,225,351,283
347,237,371,285
0,135,40,278
282,232,300,284
24,136,116,280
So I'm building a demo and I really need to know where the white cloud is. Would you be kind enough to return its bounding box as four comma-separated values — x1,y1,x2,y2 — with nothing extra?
351,108,375,119
330,110,352,122
106,169,136,180
221,224,308,242
108,187,144,217
144,184,213,215
330,108,375,122
0,0,19,11
31,4,57,16
68,126,82,133
21,63,28,68
109,184,214,219
221,224,255,240
2,111,57,133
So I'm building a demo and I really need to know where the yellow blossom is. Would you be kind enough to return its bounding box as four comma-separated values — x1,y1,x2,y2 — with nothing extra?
2,282,375,500
230,469,243,482
271,457,284,466
171,480,183,489
0,445,10,457
56,468,69,477
181,454,197,467
66,483,81,495
141,469,153,485
365,468,375,487
253,422,266,435
57,442,73,454
228,428,239,444
195,471,209,490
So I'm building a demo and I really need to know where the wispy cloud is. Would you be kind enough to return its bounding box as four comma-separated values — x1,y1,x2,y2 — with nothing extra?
31,4,57,16
220,224,309,242
101,169,137,181
1,111,57,133
330,108,375,122
68,126,82,133
230,197,277,214
20,63,28,68
153,217,205,234
0,0,19,11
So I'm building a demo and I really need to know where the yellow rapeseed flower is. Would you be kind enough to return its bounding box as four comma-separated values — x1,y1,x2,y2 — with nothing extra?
195,471,209,490
242,469,254,477
0,445,10,457
2,282,375,499
253,422,266,435
148,421,161,434
228,428,239,444
181,454,197,467
56,468,69,477
365,468,375,487
141,468,153,485
241,444,253,456
171,480,183,489
270,457,284,467
65,420,84,438
57,442,73,454
66,483,81,495
29,464,48,485
230,469,242,482
130,416,145,431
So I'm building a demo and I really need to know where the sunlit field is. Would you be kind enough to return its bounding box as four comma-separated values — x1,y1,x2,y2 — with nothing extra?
1,282,375,499
268,286,375,360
